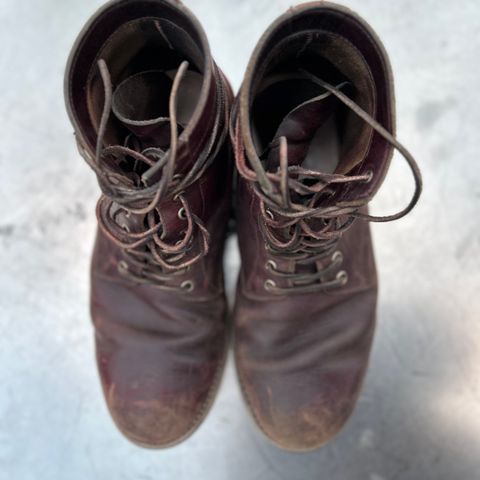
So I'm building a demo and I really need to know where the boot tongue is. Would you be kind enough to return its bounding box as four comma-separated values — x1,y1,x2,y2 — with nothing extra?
254,70,376,181
265,85,346,170
111,70,180,149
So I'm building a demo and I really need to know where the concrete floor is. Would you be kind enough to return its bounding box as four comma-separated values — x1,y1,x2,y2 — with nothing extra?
1,0,479,479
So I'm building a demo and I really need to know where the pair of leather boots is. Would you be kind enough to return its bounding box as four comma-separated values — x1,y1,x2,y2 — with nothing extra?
65,0,422,451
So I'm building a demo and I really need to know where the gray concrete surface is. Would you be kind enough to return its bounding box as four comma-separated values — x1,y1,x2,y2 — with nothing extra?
0,0,479,479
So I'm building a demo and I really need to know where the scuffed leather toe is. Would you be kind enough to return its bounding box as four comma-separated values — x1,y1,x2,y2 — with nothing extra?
96,333,226,448
104,374,218,448
237,357,362,451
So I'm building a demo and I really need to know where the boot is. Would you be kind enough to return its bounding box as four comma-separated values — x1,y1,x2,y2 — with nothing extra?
232,2,422,451
64,0,232,448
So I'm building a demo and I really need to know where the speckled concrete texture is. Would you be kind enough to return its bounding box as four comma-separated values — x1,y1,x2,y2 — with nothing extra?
0,1,479,479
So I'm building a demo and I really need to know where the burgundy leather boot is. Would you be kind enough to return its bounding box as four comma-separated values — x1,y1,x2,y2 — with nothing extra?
65,0,232,448
232,2,422,451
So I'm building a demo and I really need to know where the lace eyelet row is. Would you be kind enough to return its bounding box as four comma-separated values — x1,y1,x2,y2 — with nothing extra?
117,260,195,292
263,250,348,292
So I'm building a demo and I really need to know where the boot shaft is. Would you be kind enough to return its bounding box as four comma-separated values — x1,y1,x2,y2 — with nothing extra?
65,0,233,296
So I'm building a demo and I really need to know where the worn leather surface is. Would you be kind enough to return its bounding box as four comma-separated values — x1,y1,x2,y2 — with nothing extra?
233,2,395,451
65,0,233,448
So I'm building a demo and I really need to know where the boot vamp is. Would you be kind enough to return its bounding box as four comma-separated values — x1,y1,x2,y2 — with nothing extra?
91,241,227,447
236,283,376,450
235,216,378,450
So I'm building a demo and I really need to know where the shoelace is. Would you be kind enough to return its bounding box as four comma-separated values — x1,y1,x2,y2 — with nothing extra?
236,71,423,295
77,59,224,292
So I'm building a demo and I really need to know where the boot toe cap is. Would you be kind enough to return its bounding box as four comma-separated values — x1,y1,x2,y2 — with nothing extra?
107,385,213,448
241,383,355,451
235,288,376,451
95,329,226,448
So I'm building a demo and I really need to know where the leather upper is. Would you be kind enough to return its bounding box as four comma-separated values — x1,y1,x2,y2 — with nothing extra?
64,0,233,447
233,2,396,451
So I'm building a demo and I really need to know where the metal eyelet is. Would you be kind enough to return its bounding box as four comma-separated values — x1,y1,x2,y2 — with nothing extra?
175,234,187,246
118,260,129,273
265,260,277,271
177,207,186,219
264,279,276,291
332,251,343,263
173,188,185,201
336,270,349,286
172,174,183,183
364,170,374,183
265,208,274,220
181,280,194,292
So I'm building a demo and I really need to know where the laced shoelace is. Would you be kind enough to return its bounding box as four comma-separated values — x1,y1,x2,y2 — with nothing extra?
236,71,423,295
77,59,225,292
